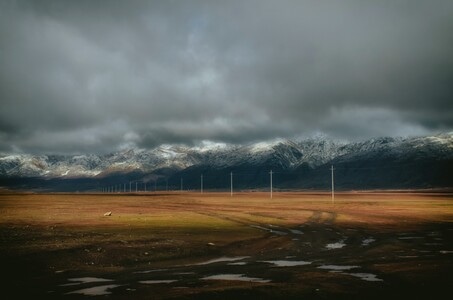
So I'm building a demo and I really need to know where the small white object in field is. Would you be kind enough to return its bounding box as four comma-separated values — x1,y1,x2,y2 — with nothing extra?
104,212,112,216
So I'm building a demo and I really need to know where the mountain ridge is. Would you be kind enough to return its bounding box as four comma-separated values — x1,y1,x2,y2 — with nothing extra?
1,133,452,191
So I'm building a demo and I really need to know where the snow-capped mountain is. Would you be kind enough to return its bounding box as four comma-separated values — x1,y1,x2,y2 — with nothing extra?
0,146,198,178
0,133,452,190
0,138,349,178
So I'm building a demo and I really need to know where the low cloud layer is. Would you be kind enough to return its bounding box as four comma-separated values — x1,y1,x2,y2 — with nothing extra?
1,0,452,154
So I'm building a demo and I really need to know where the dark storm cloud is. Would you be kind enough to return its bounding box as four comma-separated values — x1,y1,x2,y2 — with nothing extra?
1,0,452,154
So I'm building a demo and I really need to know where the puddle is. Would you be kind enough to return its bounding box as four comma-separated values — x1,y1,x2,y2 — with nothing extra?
202,274,270,283
193,256,249,265
318,265,359,271
398,237,423,240
428,232,441,237
250,225,288,236
61,277,113,286
262,260,311,267
361,238,375,246
398,255,419,258
60,283,81,287
228,262,247,265
139,280,177,284
68,277,113,283
348,273,383,282
250,225,270,231
440,250,453,254
174,272,195,275
290,229,303,235
326,240,346,250
134,269,168,274
66,284,122,296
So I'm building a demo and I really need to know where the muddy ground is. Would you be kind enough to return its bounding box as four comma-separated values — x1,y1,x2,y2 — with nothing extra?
0,192,452,299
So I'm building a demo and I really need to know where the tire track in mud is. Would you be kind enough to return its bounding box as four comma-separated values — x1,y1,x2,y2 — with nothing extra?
157,204,344,257
146,202,304,256
144,201,374,262
153,200,338,227
147,202,274,228
152,202,342,245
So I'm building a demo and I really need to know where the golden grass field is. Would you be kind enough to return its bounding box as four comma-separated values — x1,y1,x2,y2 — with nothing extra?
1,191,452,299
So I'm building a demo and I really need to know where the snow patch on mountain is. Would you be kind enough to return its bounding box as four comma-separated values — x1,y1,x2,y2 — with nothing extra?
1,133,452,179
249,139,284,154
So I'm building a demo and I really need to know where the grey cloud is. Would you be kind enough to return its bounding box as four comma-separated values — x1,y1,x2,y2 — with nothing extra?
1,0,452,154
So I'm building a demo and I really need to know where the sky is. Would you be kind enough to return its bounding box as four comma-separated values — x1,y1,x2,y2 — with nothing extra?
1,0,452,154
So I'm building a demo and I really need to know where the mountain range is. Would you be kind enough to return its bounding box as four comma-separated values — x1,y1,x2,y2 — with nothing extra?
1,133,452,192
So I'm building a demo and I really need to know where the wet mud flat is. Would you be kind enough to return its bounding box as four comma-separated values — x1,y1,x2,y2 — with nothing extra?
0,192,452,299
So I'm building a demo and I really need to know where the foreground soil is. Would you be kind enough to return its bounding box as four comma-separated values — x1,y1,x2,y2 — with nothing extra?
1,191,452,299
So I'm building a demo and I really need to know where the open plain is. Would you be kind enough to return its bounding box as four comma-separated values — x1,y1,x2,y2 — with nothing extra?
1,191,452,299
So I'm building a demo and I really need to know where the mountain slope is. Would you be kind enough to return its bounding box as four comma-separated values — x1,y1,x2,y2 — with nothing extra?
0,133,452,191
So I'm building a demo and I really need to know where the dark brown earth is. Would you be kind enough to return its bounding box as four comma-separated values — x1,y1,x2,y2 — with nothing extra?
1,192,452,299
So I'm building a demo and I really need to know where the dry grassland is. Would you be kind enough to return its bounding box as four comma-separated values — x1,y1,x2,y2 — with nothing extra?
1,191,452,299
